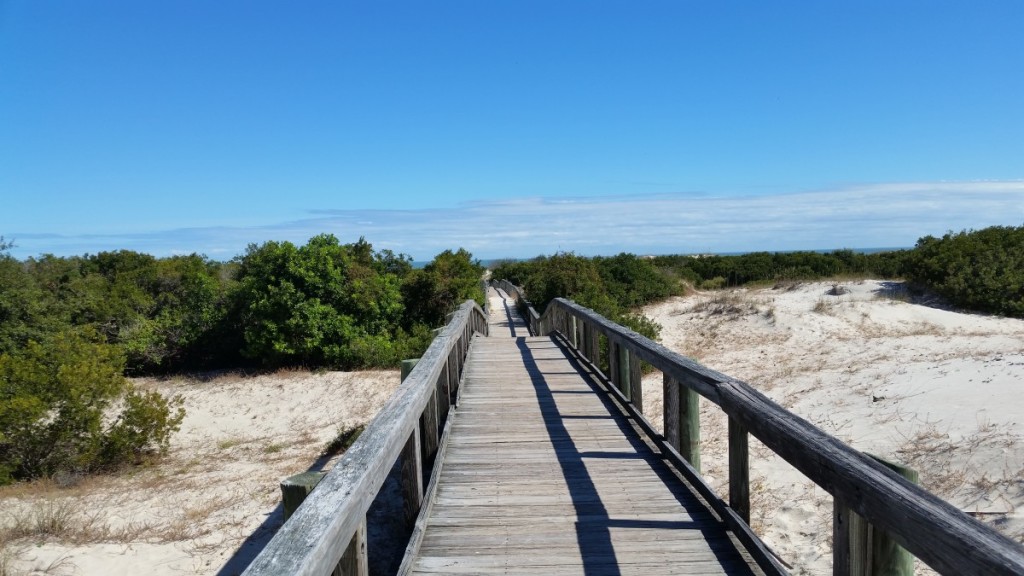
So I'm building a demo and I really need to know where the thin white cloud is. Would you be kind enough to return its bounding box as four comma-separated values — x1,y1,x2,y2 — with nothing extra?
6,182,1023,260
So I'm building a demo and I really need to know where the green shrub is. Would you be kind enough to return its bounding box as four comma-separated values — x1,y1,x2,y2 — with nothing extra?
491,252,666,342
0,328,184,484
904,225,1024,317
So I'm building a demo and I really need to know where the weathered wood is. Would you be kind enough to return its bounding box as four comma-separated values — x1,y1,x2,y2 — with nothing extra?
410,335,769,575
663,374,681,452
419,389,439,484
618,343,631,399
540,297,1024,576
397,413,457,576
681,384,701,473
629,350,643,412
834,499,853,576
401,359,419,382
280,471,327,521
338,519,367,576
835,456,919,576
588,321,600,365
868,457,918,576
729,417,750,524
242,301,486,576
664,375,701,472
609,340,621,391
400,428,423,528
584,340,788,576
399,357,425,528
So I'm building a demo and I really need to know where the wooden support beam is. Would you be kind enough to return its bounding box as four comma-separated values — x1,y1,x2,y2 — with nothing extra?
629,350,643,413
681,384,701,473
280,471,327,521
617,344,631,400
835,456,919,576
609,341,620,390
663,374,680,452
419,389,439,485
338,519,367,576
399,361,423,529
400,428,422,529
729,417,750,524
400,359,419,382
664,374,701,472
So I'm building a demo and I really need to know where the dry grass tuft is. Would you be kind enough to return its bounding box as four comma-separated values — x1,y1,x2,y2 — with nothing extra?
812,297,836,314
691,292,762,318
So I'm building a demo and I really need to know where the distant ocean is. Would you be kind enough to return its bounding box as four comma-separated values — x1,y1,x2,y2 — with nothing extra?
411,247,910,269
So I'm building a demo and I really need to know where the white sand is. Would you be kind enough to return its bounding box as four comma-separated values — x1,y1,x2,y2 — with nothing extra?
1,369,398,575
641,280,1024,575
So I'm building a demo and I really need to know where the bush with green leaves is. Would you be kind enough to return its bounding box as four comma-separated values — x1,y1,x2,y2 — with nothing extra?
491,252,669,342
903,225,1024,317
651,249,908,288
401,249,485,328
0,328,184,484
232,235,408,368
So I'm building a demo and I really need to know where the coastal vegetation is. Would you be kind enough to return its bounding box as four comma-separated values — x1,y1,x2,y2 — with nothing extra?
0,235,483,484
491,224,1024,323
902,226,1024,317
491,252,676,340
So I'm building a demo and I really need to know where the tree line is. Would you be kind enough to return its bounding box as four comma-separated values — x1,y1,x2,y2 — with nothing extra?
491,224,1024,324
0,234,483,484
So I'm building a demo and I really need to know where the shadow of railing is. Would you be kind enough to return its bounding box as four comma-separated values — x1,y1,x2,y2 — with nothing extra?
514,336,756,576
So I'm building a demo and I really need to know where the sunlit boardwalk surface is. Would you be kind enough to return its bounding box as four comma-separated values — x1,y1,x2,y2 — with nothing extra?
405,289,763,575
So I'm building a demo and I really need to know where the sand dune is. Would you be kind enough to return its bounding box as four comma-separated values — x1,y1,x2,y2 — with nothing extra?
1,369,399,575
641,280,1024,575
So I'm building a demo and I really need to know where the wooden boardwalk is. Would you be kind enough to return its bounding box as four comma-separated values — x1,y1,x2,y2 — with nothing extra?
405,290,764,575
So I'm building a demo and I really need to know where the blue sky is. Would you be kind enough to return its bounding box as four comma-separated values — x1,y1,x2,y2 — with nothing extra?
1,1,1022,261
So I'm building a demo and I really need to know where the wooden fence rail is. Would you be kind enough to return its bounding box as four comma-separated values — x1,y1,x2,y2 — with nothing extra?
242,300,488,576
530,295,1024,576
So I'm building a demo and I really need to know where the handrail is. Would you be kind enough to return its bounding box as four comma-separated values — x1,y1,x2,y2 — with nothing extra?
539,297,1024,576
242,300,488,576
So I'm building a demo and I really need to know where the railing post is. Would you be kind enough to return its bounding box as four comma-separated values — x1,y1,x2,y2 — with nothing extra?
400,360,423,528
400,427,423,528
446,350,457,405
419,383,439,484
681,384,701,473
617,344,631,400
834,456,918,576
609,341,620,390
628,350,643,412
338,519,368,576
729,417,750,524
663,374,680,451
663,375,701,473
280,471,327,521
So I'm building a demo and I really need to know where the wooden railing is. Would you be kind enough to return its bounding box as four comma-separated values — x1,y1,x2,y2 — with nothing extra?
535,296,1024,576
242,300,488,576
